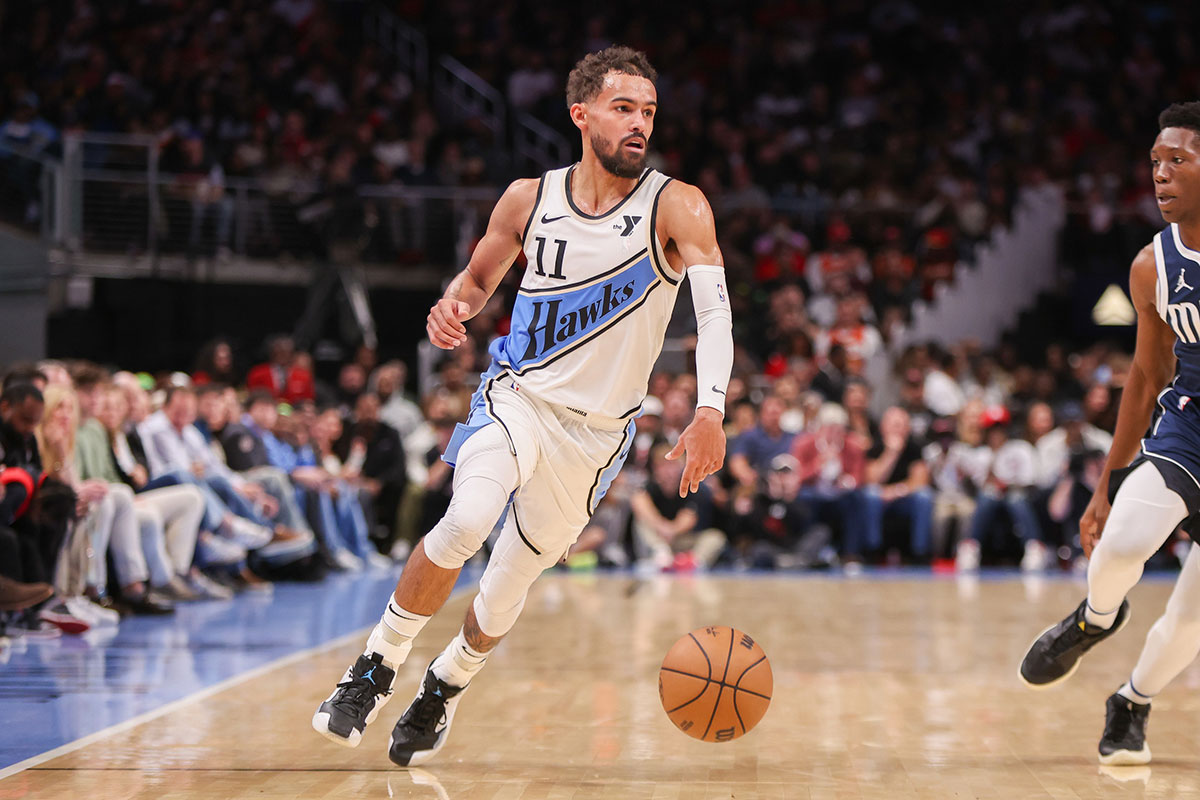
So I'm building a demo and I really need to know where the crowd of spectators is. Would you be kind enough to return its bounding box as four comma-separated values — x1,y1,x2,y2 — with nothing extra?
0,339,415,640
3,312,1167,646
3,2,1195,287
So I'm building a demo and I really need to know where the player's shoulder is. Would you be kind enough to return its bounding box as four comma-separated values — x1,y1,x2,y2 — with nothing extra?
492,177,543,234
655,177,716,235
658,178,711,211
1129,241,1159,298
1131,241,1157,274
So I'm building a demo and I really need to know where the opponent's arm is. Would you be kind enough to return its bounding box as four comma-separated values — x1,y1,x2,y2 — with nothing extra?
658,181,733,497
1081,245,1177,556
427,179,539,350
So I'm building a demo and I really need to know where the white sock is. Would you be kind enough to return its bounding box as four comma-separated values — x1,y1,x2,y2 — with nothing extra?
364,600,430,670
1083,600,1120,630
1117,680,1153,705
430,629,489,688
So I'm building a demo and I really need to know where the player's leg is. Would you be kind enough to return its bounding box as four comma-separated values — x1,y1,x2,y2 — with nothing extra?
1020,462,1187,688
312,424,521,747
1096,541,1200,764
387,512,561,766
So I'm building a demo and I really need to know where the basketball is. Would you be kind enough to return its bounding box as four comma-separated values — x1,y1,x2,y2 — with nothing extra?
658,626,773,742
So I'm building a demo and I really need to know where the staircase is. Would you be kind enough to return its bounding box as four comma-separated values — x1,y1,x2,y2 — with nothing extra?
902,183,1066,349
365,5,570,176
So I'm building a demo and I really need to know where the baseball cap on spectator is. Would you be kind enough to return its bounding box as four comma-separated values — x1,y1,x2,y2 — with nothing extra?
770,453,799,473
980,405,1011,429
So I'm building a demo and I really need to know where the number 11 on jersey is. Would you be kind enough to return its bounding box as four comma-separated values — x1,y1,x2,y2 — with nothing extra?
534,236,567,280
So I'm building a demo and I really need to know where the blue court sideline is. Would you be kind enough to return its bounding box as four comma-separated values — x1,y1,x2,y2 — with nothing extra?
0,568,462,772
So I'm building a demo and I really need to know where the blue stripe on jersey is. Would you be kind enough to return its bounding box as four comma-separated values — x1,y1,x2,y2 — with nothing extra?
1158,224,1200,396
491,254,661,373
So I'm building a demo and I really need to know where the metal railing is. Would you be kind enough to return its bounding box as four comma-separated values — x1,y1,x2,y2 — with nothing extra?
364,4,569,174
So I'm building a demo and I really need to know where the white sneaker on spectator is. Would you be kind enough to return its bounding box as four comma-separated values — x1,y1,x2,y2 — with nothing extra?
366,551,394,571
333,549,364,571
227,518,274,550
257,530,315,561
196,531,248,567
1021,540,1049,572
956,539,981,572
67,596,120,627
186,571,234,600
39,602,90,634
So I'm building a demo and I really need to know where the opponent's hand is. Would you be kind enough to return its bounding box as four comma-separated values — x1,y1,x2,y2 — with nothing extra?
1080,489,1112,558
665,407,726,498
427,299,471,349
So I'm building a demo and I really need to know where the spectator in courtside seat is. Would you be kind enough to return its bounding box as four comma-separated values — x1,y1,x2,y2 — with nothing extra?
246,335,314,404
337,392,406,549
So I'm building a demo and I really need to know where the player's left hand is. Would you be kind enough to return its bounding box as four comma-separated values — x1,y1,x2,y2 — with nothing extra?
665,407,726,498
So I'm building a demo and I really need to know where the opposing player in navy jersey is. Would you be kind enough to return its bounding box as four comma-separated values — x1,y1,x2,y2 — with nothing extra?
1020,102,1200,765
311,46,733,766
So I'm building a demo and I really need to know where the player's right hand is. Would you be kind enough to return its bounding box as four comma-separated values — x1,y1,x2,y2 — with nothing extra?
1080,491,1111,558
427,299,471,349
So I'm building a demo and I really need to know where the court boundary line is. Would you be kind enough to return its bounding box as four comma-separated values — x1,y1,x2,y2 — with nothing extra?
0,586,473,782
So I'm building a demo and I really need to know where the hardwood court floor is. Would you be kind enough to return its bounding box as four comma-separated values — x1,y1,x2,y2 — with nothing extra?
5,571,1200,799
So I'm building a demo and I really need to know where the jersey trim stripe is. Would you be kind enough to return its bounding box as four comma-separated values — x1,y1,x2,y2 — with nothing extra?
1154,232,1169,321
511,505,542,555
563,164,651,221
499,280,664,376
587,424,632,515
1172,223,1200,266
518,248,649,295
648,178,682,286
481,370,518,456
618,401,642,419
521,175,547,243
1142,447,1200,494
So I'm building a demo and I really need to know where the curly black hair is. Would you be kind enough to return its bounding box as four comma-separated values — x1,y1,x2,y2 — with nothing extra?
1159,101,1200,136
566,46,657,106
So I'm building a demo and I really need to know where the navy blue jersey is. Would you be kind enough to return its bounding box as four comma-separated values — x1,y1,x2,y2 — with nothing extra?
1155,222,1200,396
1143,224,1200,506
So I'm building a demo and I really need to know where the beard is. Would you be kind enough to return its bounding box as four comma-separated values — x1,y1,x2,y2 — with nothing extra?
591,131,646,179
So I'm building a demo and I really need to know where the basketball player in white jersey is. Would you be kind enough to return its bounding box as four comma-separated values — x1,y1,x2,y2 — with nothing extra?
1020,102,1200,765
312,46,733,766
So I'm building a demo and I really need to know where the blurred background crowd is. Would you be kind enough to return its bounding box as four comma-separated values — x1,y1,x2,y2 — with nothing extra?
1,0,1196,638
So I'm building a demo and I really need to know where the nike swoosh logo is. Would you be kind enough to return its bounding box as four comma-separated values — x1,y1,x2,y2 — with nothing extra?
541,214,568,224
712,385,726,395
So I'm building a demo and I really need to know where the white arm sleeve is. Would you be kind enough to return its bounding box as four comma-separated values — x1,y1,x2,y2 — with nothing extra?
688,265,733,415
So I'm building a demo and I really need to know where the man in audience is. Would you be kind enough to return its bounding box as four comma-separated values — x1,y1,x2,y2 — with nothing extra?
792,403,871,570
630,441,726,572
140,386,314,572
864,407,934,563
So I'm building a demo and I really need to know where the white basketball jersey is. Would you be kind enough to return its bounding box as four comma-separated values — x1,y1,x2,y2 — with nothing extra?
486,164,683,421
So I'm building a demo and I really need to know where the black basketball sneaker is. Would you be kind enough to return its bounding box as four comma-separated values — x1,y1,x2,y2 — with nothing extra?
312,653,396,747
1099,692,1151,765
387,663,468,766
1019,599,1130,688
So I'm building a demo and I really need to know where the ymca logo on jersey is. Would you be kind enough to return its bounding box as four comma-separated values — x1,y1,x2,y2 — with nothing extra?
612,215,642,237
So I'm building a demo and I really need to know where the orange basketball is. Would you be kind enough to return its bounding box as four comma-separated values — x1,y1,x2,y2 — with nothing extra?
658,625,772,742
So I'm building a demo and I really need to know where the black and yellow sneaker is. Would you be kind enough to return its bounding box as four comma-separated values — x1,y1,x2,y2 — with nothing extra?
312,653,396,747
1099,692,1151,765
1019,599,1130,689
387,664,468,766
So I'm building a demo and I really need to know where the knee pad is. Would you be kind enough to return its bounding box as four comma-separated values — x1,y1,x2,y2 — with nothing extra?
423,425,520,569
471,518,557,637
423,475,512,568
